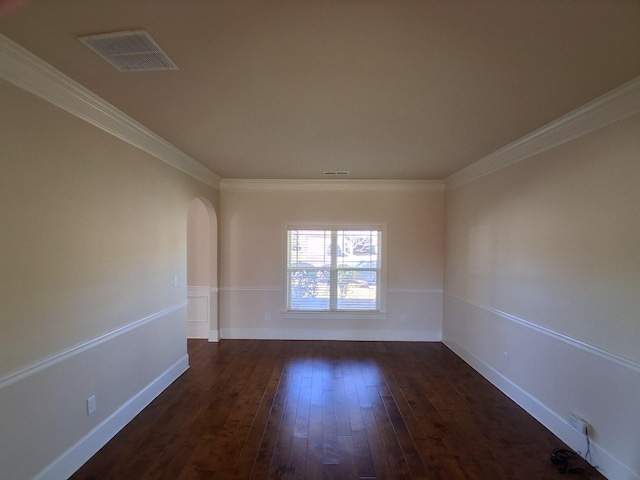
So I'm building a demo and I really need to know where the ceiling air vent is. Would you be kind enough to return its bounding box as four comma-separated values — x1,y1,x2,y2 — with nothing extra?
323,171,350,176
78,30,178,72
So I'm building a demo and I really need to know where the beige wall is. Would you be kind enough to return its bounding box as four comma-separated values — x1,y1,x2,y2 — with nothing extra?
0,79,219,479
186,197,218,339
443,113,640,479
219,183,444,340
187,198,214,287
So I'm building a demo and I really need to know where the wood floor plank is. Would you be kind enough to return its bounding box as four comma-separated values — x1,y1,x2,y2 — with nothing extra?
351,428,376,479
322,389,340,465
236,358,284,479
286,434,308,480
360,405,395,479
281,371,302,428
305,403,324,479
268,425,294,479
70,340,603,480
293,375,312,438
336,435,358,479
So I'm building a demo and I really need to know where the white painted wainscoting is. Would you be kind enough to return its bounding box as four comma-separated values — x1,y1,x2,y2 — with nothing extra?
0,303,189,480
443,293,640,480
187,286,219,341
187,286,211,339
219,287,443,341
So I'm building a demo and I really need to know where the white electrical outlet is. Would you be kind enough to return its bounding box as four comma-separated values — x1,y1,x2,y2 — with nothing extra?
87,395,96,415
568,414,588,434
173,275,179,287
502,351,509,365
400,315,407,323
265,313,271,321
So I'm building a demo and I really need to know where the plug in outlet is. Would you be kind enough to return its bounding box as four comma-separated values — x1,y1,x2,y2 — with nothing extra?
568,414,588,435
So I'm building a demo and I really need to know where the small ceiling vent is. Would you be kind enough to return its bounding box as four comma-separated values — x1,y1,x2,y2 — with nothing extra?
323,171,350,176
78,30,178,72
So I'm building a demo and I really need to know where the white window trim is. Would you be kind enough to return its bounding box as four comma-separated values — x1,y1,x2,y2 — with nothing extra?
283,221,387,315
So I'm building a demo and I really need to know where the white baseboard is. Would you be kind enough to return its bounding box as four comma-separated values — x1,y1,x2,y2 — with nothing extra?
220,327,441,342
444,339,638,480
208,329,220,342
35,355,189,480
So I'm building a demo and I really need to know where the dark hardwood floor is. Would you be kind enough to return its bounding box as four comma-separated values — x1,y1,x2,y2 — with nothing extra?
71,340,601,479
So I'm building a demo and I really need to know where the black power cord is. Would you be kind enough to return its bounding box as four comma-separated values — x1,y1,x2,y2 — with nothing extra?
550,424,600,475
550,448,584,474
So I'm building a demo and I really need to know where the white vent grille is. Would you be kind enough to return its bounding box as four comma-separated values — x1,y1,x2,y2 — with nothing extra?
323,171,350,176
78,30,178,72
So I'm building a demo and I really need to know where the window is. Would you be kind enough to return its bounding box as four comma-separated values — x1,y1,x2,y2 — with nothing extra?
286,225,382,312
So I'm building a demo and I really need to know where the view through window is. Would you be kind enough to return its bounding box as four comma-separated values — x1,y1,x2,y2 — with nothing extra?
287,227,381,311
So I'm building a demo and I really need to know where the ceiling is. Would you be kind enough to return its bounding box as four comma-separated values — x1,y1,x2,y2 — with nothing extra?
1,0,639,180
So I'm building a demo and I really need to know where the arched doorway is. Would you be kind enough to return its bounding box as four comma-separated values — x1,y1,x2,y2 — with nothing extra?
186,197,219,341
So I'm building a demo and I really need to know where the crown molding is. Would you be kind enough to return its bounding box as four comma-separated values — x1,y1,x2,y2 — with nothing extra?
445,75,640,189
0,34,220,189
220,178,444,192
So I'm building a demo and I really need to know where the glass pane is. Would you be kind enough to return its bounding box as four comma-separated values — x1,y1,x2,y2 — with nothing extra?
289,267,330,310
288,230,330,267
288,229,331,310
336,269,377,310
335,230,379,266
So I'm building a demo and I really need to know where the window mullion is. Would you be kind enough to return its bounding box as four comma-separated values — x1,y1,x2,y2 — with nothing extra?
286,231,293,310
329,230,338,310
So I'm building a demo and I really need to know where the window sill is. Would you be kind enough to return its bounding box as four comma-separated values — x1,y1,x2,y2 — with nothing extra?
283,310,387,320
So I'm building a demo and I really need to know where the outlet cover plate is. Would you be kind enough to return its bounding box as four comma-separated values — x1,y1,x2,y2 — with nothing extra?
568,414,588,434
87,395,96,415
